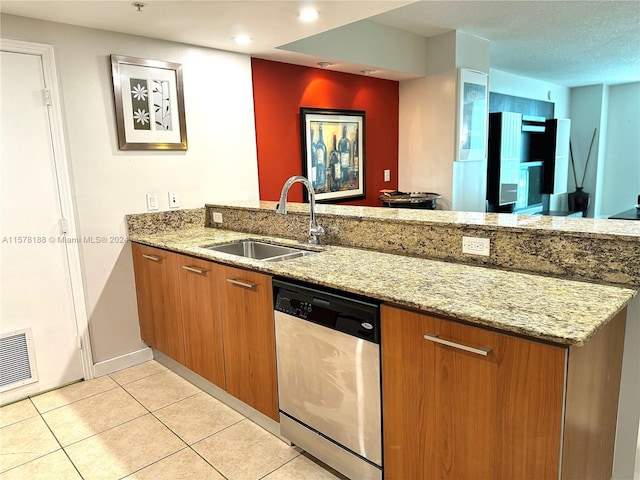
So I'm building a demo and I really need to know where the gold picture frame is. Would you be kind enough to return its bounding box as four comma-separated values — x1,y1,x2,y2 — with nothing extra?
110,55,188,150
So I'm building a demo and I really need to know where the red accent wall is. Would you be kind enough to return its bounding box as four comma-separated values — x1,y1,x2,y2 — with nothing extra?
251,58,399,206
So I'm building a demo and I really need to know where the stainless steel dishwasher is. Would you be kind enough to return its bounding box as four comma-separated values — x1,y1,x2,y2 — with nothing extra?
273,279,382,480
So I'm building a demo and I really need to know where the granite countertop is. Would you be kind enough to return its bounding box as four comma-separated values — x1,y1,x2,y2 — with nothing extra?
128,226,636,347
207,200,640,241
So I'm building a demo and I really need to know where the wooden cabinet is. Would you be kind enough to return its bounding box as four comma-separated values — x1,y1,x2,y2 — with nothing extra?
487,111,523,209
131,243,185,364
132,242,278,420
219,265,278,421
381,304,626,480
177,255,225,389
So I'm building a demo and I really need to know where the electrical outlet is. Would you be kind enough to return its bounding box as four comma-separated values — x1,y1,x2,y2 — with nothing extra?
462,236,490,256
146,193,158,211
384,169,391,182
212,212,223,223
168,192,180,209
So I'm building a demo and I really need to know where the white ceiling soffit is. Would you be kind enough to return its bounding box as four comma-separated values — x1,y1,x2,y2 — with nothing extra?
0,1,414,57
371,0,640,87
1,1,638,86
277,20,431,80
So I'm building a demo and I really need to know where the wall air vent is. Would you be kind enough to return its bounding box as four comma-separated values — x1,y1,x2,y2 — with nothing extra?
0,328,38,392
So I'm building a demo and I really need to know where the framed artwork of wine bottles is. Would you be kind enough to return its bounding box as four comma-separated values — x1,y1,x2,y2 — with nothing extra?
111,55,188,150
300,107,365,202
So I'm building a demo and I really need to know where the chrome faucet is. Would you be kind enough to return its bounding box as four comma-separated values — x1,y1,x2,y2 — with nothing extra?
276,176,325,245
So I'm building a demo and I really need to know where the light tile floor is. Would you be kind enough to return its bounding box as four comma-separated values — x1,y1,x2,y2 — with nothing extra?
0,361,343,480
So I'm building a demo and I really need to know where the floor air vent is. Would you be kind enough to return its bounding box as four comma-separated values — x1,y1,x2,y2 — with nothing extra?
0,328,38,392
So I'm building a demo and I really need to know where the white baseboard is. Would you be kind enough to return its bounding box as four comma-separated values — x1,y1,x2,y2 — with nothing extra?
92,347,153,377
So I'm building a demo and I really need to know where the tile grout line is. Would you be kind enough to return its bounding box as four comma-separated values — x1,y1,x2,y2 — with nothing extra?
257,451,303,480
34,396,86,480
145,389,247,480
107,365,169,388
40,385,149,450
180,415,248,480
185,444,231,480
118,380,234,480
29,383,120,415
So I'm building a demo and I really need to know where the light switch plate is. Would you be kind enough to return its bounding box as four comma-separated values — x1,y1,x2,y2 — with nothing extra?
212,212,223,223
384,169,391,182
146,193,158,211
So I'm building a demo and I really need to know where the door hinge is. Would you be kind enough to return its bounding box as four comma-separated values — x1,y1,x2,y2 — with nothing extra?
59,217,68,235
76,336,83,350
43,88,52,106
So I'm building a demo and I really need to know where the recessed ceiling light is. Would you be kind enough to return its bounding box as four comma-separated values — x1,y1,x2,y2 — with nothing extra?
299,8,319,22
234,34,252,45
361,69,376,76
318,62,332,68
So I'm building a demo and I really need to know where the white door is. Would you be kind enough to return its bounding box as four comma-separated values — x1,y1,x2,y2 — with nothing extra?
1,48,85,403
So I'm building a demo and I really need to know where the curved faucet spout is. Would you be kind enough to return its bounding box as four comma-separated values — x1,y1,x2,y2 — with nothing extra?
276,176,325,244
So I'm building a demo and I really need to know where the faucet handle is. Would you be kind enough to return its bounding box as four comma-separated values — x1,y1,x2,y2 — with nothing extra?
275,202,286,215
310,224,325,236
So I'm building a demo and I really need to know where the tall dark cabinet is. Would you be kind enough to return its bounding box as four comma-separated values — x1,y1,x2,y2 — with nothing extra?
487,112,570,214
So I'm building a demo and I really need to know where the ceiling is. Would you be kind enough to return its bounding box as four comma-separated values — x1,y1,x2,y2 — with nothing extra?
1,0,639,87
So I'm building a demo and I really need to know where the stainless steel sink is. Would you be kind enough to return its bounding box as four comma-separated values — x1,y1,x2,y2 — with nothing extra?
203,240,318,262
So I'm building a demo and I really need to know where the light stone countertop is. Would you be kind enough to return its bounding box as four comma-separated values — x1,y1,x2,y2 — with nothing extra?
129,226,637,347
209,200,640,240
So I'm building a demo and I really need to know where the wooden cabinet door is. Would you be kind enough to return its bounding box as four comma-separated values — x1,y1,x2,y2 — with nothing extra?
381,305,566,480
219,265,277,420
177,255,225,389
131,243,185,365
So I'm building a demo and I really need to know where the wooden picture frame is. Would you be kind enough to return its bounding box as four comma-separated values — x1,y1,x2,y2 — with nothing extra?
300,107,365,202
110,55,188,150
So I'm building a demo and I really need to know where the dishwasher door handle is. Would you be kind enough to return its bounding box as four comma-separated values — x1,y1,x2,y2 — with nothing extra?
424,333,491,356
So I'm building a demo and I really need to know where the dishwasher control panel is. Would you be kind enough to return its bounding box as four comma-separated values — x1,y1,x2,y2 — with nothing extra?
275,295,313,320
273,278,381,344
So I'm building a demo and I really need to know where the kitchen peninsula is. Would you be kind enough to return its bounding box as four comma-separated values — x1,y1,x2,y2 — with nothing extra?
127,202,638,479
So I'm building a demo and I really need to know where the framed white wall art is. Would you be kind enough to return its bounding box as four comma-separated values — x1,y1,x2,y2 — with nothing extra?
111,55,188,150
456,69,488,162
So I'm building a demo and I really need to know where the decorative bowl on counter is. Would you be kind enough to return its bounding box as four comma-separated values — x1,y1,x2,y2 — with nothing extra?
378,191,441,209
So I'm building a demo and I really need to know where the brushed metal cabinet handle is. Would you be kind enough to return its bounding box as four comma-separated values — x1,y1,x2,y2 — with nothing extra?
226,278,256,289
182,265,207,275
142,254,161,262
424,333,491,356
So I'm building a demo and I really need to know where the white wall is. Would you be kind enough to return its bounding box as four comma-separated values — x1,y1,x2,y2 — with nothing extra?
489,69,571,117
399,32,489,211
567,85,605,217
600,82,640,217
0,14,260,364
398,71,456,208
567,82,639,219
